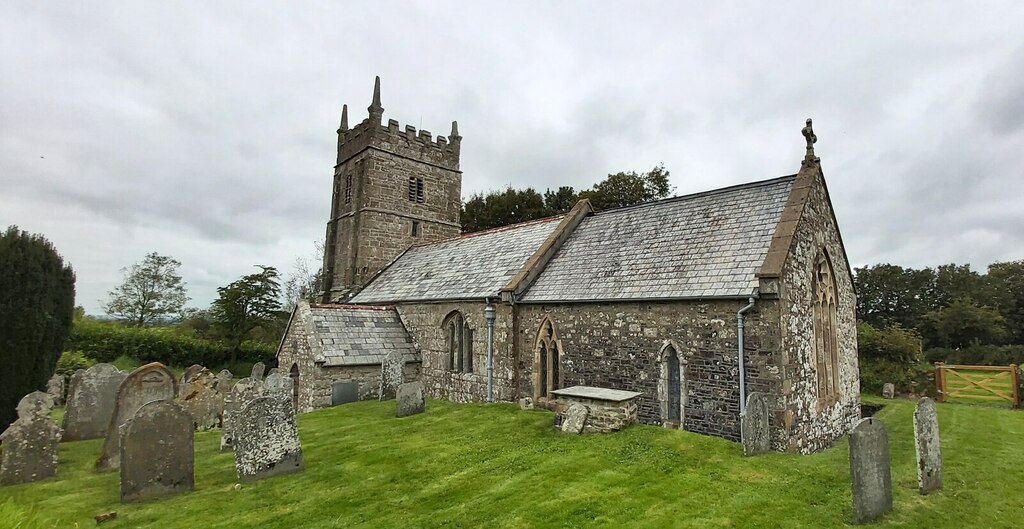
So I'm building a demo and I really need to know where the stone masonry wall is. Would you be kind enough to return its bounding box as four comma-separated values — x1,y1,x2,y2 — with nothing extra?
778,167,860,454
396,301,518,403
514,300,783,442
324,117,462,301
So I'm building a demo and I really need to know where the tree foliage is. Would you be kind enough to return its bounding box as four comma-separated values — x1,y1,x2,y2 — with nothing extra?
210,265,282,361
460,164,673,233
103,252,189,326
282,242,325,312
0,226,76,430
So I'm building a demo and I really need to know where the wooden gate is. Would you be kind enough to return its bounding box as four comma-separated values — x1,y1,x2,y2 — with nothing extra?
935,363,1020,408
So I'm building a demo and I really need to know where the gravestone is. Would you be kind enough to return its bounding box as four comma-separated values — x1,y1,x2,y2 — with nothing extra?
379,350,404,400
849,417,893,524
1,392,62,486
913,397,942,494
250,362,266,382
215,369,233,392
119,400,194,502
742,392,771,456
519,397,534,410
561,403,589,434
46,374,65,406
881,383,895,399
221,377,261,451
267,367,279,376
263,372,293,398
97,362,177,471
181,364,204,384
179,368,223,431
332,381,359,405
233,396,303,481
62,363,127,441
395,381,425,417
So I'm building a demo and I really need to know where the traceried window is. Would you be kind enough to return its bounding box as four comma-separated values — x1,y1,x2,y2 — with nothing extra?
534,318,562,401
407,177,425,203
814,250,840,400
444,312,473,373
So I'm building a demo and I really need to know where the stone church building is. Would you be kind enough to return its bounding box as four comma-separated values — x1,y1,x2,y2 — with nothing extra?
277,78,860,453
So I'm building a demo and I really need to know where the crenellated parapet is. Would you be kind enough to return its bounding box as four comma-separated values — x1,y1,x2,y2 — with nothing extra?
335,77,461,171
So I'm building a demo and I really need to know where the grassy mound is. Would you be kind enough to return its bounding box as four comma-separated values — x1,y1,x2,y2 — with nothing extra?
0,398,1021,528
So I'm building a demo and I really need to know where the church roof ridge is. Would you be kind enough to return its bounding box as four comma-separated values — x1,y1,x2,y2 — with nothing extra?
592,174,798,217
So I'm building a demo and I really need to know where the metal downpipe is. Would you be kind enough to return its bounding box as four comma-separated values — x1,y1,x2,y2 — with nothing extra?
484,301,496,403
737,295,757,421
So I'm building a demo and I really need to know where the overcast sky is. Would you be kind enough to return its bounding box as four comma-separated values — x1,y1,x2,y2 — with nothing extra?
2,2,1023,314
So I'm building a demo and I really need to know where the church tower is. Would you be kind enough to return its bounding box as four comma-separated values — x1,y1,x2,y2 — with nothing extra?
320,77,463,302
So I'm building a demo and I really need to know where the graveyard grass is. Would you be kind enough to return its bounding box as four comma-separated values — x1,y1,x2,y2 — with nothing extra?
1,398,1022,529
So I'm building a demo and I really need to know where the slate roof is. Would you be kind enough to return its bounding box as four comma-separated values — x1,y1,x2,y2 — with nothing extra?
308,305,419,367
350,216,563,303
518,176,795,302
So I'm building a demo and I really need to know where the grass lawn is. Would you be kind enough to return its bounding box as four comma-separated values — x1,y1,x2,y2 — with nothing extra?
1,397,1022,528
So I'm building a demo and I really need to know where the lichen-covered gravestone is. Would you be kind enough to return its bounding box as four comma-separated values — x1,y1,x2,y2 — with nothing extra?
119,400,194,502
913,397,942,494
881,383,895,399
179,368,224,431
849,417,893,524
250,362,266,382
742,392,771,456
395,381,425,417
46,374,65,406
215,369,233,393
62,363,127,441
180,364,204,388
233,396,303,481
0,392,62,486
221,377,261,451
561,403,589,434
379,350,404,400
97,362,178,471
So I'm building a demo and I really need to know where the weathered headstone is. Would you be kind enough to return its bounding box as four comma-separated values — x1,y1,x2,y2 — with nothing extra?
1,392,62,486
46,374,65,406
233,396,303,481
913,397,942,494
742,392,771,456
519,397,534,410
221,377,261,451
250,362,266,382
267,367,279,376
179,368,224,431
263,372,293,397
849,417,893,524
180,364,204,388
62,363,127,441
881,383,895,399
215,369,233,392
332,381,359,405
97,362,177,471
395,381,425,417
119,400,194,502
378,350,404,400
561,403,589,434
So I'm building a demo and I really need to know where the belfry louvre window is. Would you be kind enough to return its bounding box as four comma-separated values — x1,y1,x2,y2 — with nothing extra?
814,250,840,400
344,174,353,204
407,177,424,203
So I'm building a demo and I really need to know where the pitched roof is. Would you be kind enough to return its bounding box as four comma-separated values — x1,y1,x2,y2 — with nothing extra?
307,304,419,367
518,176,795,302
349,216,563,303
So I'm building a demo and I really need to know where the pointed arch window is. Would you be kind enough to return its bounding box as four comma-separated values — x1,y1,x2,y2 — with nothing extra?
660,343,685,425
443,312,473,373
813,250,840,400
533,318,562,401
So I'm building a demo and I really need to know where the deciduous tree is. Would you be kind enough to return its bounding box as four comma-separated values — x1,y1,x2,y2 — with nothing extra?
103,252,189,326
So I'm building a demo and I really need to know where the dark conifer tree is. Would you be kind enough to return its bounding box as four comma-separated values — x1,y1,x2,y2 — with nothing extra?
0,226,75,429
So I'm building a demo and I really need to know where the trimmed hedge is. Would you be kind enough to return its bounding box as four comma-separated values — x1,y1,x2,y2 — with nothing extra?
68,319,276,368
925,345,1024,366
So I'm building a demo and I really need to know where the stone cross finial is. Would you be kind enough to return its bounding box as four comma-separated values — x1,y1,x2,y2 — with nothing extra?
802,118,817,163
368,76,383,116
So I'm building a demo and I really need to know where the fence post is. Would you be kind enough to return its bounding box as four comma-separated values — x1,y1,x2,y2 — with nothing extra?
935,362,945,403
1011,364,1020,409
